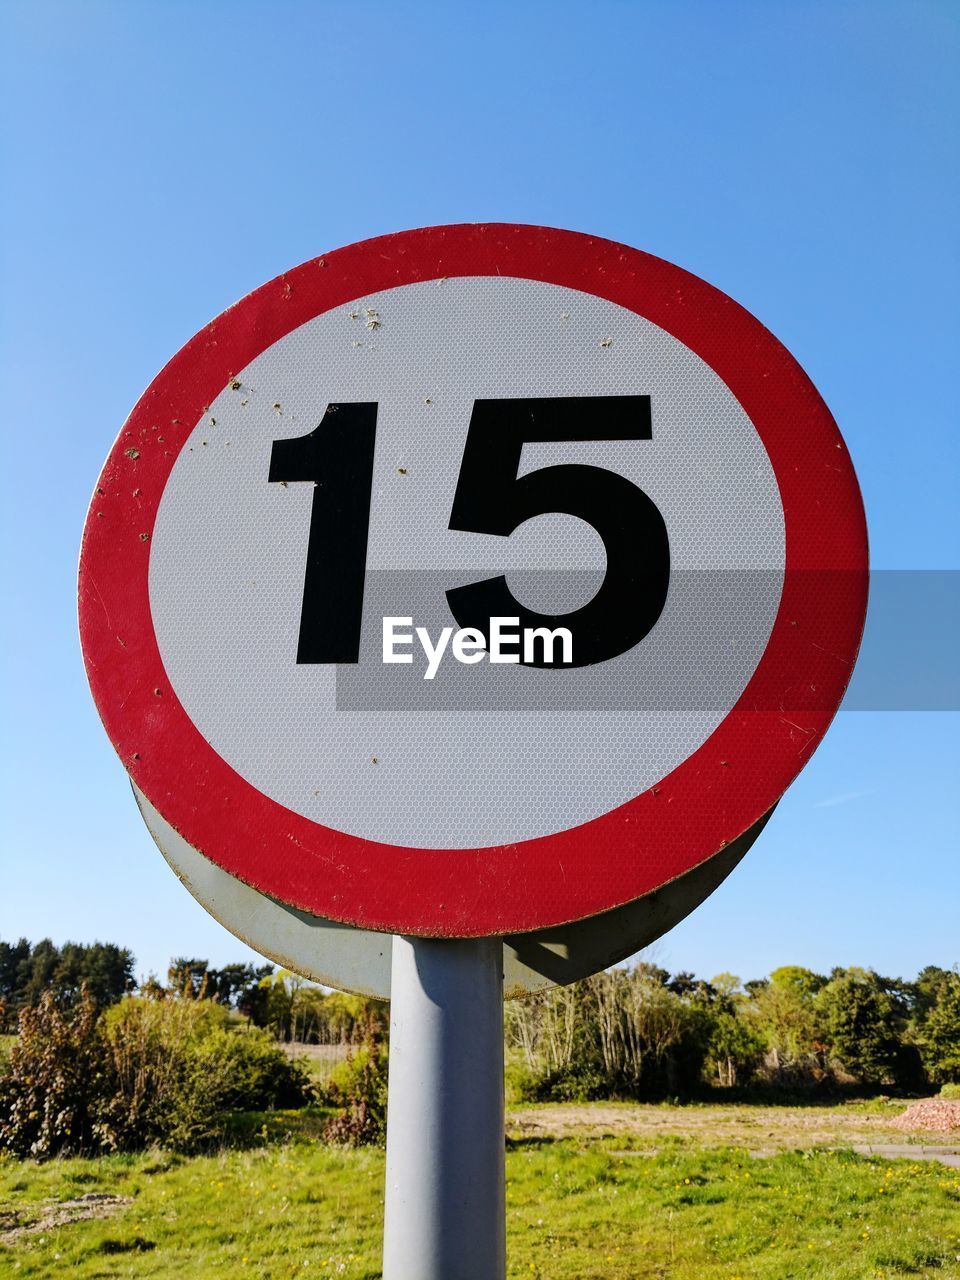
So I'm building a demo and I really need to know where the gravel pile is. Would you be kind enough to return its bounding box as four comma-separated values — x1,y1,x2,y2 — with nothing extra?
893,1099,960,1133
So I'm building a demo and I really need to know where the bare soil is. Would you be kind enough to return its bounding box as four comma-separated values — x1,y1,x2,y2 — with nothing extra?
506,1099,960,1152
0,1192,131,1244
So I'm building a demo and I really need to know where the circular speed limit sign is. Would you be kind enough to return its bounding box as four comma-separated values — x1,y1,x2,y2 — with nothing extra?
80,224,867,937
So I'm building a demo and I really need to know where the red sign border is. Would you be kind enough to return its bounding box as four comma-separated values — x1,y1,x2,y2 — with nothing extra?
79,223,867,936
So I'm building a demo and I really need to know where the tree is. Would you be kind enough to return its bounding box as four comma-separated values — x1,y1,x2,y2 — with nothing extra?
912,966,955,1022
163,958,276,1020
587,965,710,1097
634,962,670,988
140,974,166,1001
921,971,960,1084
235,969,275,1026
742,968,826,1083
711,973,743,1001
817,969,902,1084
167,957,210,998
668,971,697,998
21,939,59,1006
744,978,769,998
748,980,813,1062
313,991,388,1046
51,942,134,1007
769,966,827,1000
0,938,31,1030
707,1011,765,1087
0,939,135,1028
204,962,272,1009
0,938,31,1001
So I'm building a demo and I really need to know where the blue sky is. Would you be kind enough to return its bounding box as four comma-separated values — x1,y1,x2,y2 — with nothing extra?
1,1,957,986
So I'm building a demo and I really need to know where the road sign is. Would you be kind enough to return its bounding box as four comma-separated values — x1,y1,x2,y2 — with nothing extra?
134,782,772,997
79,223,867,938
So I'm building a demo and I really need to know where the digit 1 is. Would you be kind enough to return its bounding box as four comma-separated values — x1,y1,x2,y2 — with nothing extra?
269,402,378,664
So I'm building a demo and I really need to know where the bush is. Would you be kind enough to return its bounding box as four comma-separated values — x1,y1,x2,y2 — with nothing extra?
515,1062,609,1103
98,997,313,1152
939,1082,960,1100
322,1042,388,1147
95,992,229,1152
0,989,107,1158
190,1026,313,1111
0,989,314,1158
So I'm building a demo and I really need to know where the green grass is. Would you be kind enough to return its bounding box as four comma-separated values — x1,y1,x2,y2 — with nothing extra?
2,1124,959,1279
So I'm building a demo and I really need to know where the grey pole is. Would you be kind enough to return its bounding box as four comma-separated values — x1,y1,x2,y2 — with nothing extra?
382,935,506,1280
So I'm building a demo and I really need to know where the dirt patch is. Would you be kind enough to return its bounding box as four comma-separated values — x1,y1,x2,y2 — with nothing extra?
0,1192,131,1243
506,1101,933,1150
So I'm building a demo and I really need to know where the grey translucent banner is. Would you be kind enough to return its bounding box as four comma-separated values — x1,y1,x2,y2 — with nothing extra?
843,570,958,711
333,570,957,712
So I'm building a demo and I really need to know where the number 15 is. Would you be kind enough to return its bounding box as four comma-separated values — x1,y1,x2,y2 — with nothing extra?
269,395,669,669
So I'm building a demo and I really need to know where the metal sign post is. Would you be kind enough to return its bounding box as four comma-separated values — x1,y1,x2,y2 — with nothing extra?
383,937,505,1280
80,223,868,1277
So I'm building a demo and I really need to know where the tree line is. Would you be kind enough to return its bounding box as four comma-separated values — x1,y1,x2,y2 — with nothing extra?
0,938,135,1025
507,961,960,1100
0,939,384,1045
3,936,958,1098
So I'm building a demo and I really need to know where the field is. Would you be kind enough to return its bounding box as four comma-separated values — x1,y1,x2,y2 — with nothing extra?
2,1101,959,1279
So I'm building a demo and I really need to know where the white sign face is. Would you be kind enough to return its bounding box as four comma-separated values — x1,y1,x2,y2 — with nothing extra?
149,276,784,849
80,225,867,938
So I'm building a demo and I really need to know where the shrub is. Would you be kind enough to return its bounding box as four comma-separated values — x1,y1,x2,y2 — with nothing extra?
191,1026,313,1110
322,1042,388,1147
515,1062,608,1103
94,991,225,1150
939,1082,960,1100
0,990,314,1158
96,998,313,1152
0,989,106,1158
